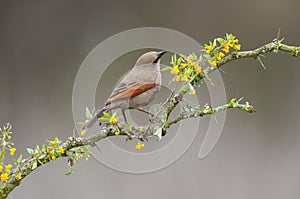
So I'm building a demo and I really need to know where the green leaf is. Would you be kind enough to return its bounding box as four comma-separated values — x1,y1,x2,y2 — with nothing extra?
39,154,46,160
26,148,34,155
1,148,5,156
213,39,217,48
217,37,224,44
13,160,19,167
32,160,38,170
103,112,110,118
98,117,108,121
69,147,81,152
198,55,204,63
193,76,203,87
41,144,47,152
66,166,74,175
153,128,162,141
0,149,5,163
85,107,93,120
177,57,182,65
191,53,197,59
226,33,235,40
162,66,173,71
17,154,23,162
78,121,86,125
178,83,189,94
203,54,211,59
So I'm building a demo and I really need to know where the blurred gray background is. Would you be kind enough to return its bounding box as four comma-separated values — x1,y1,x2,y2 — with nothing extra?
1,0,300,198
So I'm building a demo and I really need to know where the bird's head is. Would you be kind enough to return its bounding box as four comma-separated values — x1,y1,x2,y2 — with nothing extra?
135,51,166,67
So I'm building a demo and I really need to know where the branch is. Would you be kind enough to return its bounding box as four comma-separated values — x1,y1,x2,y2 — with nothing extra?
161,38,299,136
205,38,300,74
0,36,299,198
166,98,254,127
0,132,110,198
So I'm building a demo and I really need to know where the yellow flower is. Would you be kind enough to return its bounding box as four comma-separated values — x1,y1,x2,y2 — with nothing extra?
114,131,120,136
141,143,145,148
233,39,239,43
195,66,202,75
219,52,225,58
208,60,217,67
228,40,235,47
49,141,55,146
135,142,141,150
217,52,225,61
7,135,11,140
49,149,54,155
181,76,189,82
0,165,3,172
5,164,12,173
180,63,187,68
54,137,59,142
170,65,180,74
234,44,241,51
187,60,194,67
109,116,118,124
51,156,56,160
59,146,65,154
205,44,214,54
9,148,16,156
80,129,86,136
222,47,230,53
1,173,8,182
16,172,22,180
175,75,181,82
189,90,196,95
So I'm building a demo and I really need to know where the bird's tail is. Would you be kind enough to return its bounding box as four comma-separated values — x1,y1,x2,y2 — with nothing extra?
82,107,108,130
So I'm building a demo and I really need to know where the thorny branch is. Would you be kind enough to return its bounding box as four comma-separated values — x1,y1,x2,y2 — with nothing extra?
0,37,299,198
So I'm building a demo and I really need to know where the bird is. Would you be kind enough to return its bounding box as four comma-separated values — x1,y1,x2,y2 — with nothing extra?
82,50,166,130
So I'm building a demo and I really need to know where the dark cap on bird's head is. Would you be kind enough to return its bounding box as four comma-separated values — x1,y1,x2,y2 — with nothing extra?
135,51,166,66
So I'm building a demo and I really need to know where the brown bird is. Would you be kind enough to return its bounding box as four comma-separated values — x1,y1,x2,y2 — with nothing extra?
83,51,166,129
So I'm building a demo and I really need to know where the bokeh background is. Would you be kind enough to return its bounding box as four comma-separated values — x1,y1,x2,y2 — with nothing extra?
1,0,300,198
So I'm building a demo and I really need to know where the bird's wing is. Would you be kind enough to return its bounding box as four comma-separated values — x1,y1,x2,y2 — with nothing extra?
104,81,156,106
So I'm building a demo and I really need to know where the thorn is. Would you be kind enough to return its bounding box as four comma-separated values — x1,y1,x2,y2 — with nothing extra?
237,96,244,102
279,37,285,43
259,54,266,58
276,28,281,39
256,56,267,69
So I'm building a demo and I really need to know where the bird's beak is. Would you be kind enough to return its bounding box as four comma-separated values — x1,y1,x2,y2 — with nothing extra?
156,51,167,59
